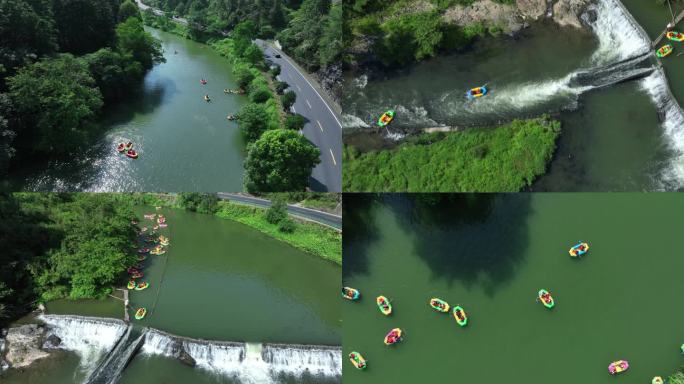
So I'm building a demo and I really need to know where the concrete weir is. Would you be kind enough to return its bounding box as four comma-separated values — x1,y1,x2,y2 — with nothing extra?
38,315,341,384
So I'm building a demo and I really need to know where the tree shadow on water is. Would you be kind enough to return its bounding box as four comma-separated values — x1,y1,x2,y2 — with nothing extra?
342,193,382,280
386,193,533,297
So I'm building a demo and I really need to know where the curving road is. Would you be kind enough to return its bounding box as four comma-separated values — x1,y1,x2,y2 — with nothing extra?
257,40,342,193
137,0,342,192
217,193,342,231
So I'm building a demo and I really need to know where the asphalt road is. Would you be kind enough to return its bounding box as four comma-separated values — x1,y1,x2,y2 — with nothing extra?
136,0,187,24
257,40,343,193
217,193,342,230
136,1,342,192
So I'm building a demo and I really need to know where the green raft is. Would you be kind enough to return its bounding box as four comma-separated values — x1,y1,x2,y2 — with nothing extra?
538,289,555,309
656,44,673,58
453,305,468,327
377,110,395,127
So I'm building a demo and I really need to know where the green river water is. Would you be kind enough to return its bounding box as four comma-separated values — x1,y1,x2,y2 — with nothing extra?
6,29,247,192
342,0,684,191
2,207,341,384
342,194,684,382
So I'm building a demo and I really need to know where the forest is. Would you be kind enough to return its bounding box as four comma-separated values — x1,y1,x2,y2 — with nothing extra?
0,193,138,328
142,0,342,73
0,0,163,178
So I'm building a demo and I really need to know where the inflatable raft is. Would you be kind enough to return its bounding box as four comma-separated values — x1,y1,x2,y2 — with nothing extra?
137,255,147,261
429,298,450,313
376,296,392,316
348,352,367,370
384,328,403,345
538,289,554,309
569,242,589,257
656,45,673,58
453,305,468,327
138,248,149,254
608,360,629,375
377,110,395,127
653,376,664,384
466,86,487,99
135,282,149,291
134,307,147,320
130,271,143,279
126,149,138,159
342,287,360,301
667,31,684,42
127,280,136,290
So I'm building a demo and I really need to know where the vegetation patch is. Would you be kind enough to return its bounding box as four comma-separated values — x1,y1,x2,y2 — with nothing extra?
343,117,561,192
215,200,341,265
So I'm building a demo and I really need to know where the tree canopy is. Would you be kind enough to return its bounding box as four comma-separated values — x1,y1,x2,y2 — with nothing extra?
244,129,321,192
8,54,103,155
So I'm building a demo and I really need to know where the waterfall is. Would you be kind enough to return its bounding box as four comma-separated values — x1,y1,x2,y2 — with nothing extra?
142,329,341,383
640,69,684,189
262,343,342,377
39,315,127,377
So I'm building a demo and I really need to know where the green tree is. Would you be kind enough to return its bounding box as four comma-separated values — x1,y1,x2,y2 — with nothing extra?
237,103,270,142
179,193,219,213
0,0,57,79
0,94,16,174
52,0,117,54
234,65,255,89
318,3,342,67
119,0,141,21
244,129,321,192
281,90,296,110
116,17,165,70
243,43,264,66
278,217,296,233
274,80,288,94
269,0,287,29
83,48,144,103
249,84,272,103
8,55,103,155
284,114,305,130
265,196,288,224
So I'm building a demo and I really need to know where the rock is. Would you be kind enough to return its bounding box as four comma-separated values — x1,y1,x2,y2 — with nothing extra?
42,334,61,349
552,0,591,29
442,0,523,34
4,324,50,368
178,348,196,367
316,62,343,106
517,0,547,20
37,303,46,313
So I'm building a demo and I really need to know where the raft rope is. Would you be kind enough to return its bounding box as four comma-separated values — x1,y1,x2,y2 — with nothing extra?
150,230,172,316
667,0,675,23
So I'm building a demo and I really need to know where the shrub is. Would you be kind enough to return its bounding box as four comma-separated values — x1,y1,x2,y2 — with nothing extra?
278,217,296,233
281,91,297,110
285,114,306,130
266,197,288,224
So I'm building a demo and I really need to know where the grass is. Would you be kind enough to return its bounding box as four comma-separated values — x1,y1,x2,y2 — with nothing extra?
343,117,561,192
669,372,684,384
215,201,341,265
259,193,341,212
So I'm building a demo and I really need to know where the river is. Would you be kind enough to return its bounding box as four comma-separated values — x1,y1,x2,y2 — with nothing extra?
342,193,684,383
342,0,684,191
7,29,247,192
1,207,341,384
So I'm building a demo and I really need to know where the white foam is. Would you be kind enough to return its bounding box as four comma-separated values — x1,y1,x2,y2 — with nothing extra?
39,315,127,376
640,70,684,188
142,330,341,384
588,0,650,64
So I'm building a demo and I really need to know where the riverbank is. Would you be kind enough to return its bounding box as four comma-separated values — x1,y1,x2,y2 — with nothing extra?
125,193,341,264
343,117,560,191
214,201,341,265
